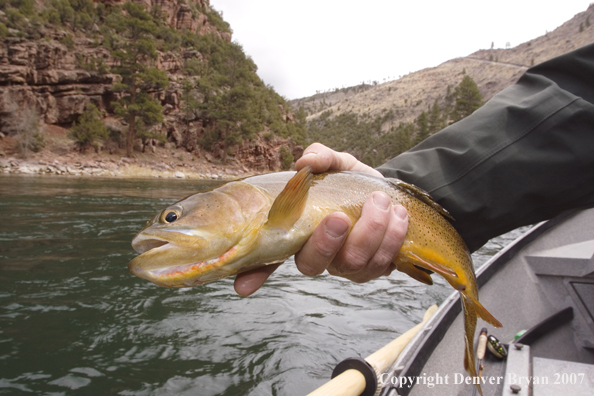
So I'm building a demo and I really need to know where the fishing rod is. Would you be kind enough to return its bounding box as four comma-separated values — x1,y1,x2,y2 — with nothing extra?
471,328,488,396
307,305,437,396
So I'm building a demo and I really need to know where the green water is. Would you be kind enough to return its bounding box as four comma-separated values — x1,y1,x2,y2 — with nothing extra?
0,174,513,395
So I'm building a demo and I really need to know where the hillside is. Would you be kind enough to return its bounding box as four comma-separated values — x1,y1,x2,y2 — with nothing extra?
0,0,305,177
2,3,594,178
291,4,594,165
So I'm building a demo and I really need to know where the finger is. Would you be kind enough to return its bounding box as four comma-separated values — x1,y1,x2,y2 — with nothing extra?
295,213,351,276
328,192,392,276
234,263,282,297
296,143,382,177
346,204,408,283
383,263,397,277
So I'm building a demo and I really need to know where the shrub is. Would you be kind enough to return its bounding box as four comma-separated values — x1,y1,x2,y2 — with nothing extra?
69,103,109,152
0,23,8,38
155,25,181,51
205,7,231,33
280,145,293,170
5,8,26,29
60,33,75,49
263,131,274,141
183,57,205,76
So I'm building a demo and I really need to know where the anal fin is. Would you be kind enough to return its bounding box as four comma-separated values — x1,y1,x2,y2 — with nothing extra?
464,291,503,328
404,251,466,291
394,258,433,285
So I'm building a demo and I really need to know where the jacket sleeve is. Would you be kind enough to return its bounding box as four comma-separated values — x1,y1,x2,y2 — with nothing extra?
377,43,594,252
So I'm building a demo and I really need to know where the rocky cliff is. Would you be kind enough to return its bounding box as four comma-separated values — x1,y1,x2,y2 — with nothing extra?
0,0,229,124
0,0,302,173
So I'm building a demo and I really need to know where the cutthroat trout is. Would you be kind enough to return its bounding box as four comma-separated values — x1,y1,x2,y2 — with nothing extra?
129,167,501,395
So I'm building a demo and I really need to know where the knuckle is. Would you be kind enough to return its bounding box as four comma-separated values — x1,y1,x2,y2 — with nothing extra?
295,254,325,276
307,142,325,151
386,214,408,249
390,217,408,239
336,152,357,170
367,216,387,232
313,236,341,259
361,202,391,230
338,248,369,273
370,251,396,270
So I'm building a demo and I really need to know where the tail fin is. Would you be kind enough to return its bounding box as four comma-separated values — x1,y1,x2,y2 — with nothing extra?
461,292,483,396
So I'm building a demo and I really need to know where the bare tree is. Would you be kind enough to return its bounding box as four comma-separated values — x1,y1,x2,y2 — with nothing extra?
3,98,44,158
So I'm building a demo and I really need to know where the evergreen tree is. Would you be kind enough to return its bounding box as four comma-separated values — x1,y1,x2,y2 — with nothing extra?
198,41,260,163
414,111,429,145
280,145,294,170
444,84,455,116
292,106,308,145
69,103,108,152
450,75,483,123
427,99,444,135
180,78,201,124
108,2,169,157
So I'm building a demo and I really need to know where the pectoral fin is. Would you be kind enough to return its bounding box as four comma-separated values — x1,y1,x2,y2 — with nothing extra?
239,212,268,252
265,166,313,231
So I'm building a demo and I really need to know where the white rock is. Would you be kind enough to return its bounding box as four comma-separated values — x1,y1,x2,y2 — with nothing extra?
18,166,36,174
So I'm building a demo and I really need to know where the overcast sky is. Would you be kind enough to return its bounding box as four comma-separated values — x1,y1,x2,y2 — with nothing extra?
212,1,592,99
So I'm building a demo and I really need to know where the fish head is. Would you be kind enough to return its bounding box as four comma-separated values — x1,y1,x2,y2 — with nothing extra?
129,182,270,288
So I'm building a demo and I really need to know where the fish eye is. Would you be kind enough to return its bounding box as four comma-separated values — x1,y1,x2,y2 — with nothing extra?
165,212,178,223
161,207,182,224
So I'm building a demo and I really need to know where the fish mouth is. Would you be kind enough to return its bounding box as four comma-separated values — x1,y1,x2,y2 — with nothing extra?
132,229,209,255
132,238,169,254
129,234,173,283
129,244,240,288
129,229,235,288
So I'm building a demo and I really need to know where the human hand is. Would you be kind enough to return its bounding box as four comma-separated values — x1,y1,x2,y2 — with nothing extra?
234,143,408,296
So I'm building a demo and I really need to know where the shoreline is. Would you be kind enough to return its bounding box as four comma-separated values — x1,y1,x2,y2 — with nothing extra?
0,126,283,181
0,156,256,180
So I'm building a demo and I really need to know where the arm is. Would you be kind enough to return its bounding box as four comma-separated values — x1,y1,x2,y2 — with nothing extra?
377,43,594,252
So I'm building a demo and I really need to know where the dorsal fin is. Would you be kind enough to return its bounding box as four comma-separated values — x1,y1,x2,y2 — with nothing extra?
265,166,313,231
387,178,455,221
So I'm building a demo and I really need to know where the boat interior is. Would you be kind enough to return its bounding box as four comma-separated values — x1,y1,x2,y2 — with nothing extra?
381,208,594,396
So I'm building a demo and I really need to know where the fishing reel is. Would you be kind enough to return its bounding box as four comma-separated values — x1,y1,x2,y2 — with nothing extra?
486,334,508,359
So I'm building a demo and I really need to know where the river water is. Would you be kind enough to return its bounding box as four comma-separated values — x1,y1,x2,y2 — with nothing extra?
0,175,525,395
